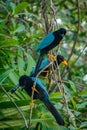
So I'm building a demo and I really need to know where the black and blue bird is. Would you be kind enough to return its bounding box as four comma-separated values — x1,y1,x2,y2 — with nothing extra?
11,75,65,126
30,54,67,77
33,28,66,77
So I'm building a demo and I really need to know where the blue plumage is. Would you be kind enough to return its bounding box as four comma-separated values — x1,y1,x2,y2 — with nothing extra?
37,32,55,51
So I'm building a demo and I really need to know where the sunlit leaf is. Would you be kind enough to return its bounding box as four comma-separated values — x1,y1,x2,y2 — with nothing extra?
14,2,28,14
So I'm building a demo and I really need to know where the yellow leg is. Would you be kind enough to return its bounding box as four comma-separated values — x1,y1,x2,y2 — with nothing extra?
30,100,36,107
59,40,62,45
42,70,49,73
48,54,57,61
32,86,39,94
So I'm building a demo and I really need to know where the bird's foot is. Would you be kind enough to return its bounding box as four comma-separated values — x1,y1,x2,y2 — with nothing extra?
42,70,49,73
32,86,39,94
59,40,62,44
48,54,57,61
30,100,36,107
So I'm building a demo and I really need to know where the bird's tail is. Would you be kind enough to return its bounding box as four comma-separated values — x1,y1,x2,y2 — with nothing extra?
33,53,43,77
44,100,65,126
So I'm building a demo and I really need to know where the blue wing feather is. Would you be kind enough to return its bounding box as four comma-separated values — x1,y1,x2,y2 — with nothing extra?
37,32,55,51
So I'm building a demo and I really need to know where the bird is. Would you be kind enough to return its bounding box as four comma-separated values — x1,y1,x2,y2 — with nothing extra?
11,75,65,126
30,54,67,77
33,28,66,77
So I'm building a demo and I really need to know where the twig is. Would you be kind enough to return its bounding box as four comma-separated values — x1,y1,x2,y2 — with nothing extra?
0,85,28,129
74,44,87,64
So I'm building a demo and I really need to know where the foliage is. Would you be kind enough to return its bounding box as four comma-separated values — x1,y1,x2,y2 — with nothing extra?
0,0,87,130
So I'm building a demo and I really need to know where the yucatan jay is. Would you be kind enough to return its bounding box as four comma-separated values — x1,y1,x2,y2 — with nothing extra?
30,54,67,77
34,28,66,77
11,75,65,126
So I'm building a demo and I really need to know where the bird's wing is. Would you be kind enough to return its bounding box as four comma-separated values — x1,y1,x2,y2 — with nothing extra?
39,58,48,70
37,32,55,51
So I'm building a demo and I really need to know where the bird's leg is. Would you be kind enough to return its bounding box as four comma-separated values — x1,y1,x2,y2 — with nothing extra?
42,70,49,73
30,99,36,107
48,54,57,61
59,40,62,45
32,86,39,94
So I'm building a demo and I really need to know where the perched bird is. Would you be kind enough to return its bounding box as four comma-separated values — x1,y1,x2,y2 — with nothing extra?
11,75,65,126
30,54,67,77
34,28,66,77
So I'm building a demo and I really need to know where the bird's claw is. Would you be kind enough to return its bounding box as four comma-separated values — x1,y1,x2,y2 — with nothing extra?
30,100,35,107
59,40,62,44
32,86,39,94
48,54,57,61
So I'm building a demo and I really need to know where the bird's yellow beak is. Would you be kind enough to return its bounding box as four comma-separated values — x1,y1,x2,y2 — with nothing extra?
61,60,68,65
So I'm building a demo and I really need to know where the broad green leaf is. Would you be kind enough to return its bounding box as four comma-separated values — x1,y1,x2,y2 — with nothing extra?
14,2,28,14
17,49,24,76
69,80,77,93
1,38,19,46
9,71,18,85
26,53,35,75
79,89,87,97
0,69,13,84
70,97,76,109
15,24,25,33
80,121,87,128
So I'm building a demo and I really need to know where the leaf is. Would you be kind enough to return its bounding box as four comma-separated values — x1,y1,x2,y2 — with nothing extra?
0,69,13,84
69,80,77,93
14,2,28,14
15,24,25,33
9,71,19,85
79,89,87,97
26,53,35,75
80,121,87,128
1,38,19,46
17,48,24,76
70,97,76,109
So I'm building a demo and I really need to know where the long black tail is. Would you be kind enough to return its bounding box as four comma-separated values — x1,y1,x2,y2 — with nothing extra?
44,100,65,125
33,53,44,77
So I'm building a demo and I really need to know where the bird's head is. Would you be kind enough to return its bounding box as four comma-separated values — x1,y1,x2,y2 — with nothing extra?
19,75,31,89
11,75,31,93
58,28,66,38
57,55,67,65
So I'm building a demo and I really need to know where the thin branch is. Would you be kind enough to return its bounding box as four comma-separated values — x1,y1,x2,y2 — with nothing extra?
74,44,87,64
0,85,28,129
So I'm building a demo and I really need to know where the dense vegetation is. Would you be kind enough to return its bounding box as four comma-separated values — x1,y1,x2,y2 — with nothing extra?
0,0,87,130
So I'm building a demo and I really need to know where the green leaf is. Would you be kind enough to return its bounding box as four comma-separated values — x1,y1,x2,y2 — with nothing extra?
9,71,18,85
15,24,25,33
14,2,28,14
69,80,77,93
17,49,24,76
79,89,87,97
26,53,35,75
80,121,87,128
0,69,13,84
1,38,19,46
